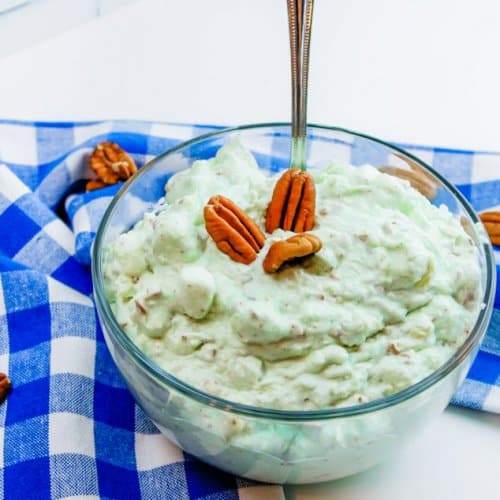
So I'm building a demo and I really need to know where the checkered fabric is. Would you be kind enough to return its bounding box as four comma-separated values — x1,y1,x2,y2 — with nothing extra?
0,120,498,498
0,120,285,500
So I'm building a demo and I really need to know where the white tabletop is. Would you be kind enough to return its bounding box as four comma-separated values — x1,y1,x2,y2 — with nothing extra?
0,0,498,498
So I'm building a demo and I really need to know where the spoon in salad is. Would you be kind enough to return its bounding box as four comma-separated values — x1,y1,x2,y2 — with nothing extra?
287,0,315,171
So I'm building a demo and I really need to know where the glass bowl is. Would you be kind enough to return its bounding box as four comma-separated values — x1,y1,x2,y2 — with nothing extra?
92,124,495,484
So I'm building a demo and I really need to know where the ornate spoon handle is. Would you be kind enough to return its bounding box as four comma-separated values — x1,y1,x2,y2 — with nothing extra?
287,0,314,170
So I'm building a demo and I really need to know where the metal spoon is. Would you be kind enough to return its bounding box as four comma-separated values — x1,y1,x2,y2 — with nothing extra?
287,0,315,171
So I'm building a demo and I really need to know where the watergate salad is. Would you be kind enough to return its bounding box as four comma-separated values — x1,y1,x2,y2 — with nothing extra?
102,140,481,410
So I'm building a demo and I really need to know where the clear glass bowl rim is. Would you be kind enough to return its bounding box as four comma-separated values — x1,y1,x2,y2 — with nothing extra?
92,122,496,421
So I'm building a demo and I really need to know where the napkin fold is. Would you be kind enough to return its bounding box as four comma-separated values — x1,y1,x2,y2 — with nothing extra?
0,119,498,498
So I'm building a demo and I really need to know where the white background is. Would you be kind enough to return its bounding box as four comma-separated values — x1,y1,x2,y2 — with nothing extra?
0,1,499,498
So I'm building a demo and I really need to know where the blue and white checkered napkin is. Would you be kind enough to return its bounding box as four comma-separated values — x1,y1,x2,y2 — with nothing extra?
0,120,285,500
0,120,499,498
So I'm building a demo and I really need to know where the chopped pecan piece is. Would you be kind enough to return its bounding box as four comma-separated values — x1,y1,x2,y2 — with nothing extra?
0,372,12,405
378,165,437,200
89,141,137,185
263,233,322,273
266,168,316,233
388,342,401,355
135,300,147,315
479,211,500,246
204,195,265,264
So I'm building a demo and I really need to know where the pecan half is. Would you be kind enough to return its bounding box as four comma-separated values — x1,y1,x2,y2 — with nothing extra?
396,153,438,186
85,179,108,192
378,165,437,200
266,168,316,233
89,141,137,185
263,233,322,273
204,195,265,264
0,372,12,405
479,211,500,246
